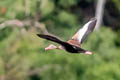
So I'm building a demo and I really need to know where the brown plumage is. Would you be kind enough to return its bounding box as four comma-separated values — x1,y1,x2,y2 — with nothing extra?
67,39,80,47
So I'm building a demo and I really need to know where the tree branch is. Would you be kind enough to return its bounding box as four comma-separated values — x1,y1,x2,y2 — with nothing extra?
0,19,49,34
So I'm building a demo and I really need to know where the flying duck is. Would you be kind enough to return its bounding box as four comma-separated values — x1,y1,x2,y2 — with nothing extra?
37,18,97,55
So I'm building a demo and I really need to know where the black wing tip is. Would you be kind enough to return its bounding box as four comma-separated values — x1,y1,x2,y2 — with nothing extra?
36,34,40,37
36,34,44,38
36,34,54,38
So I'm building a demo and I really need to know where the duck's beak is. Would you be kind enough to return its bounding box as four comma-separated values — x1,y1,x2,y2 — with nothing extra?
85,51,93,55
45,47,51,50
45,44,57,51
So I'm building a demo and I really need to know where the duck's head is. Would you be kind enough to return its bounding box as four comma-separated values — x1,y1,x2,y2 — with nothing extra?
45,44,57,50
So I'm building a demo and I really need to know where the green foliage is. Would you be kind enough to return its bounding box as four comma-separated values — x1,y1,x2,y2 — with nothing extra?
0,27,120,80
40,0,55,16
58,0,77,8
112,0,120,11
0,0,120,80
58,11,78,26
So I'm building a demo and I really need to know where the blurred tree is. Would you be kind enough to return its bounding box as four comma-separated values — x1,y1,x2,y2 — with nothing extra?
0,0,120,80
95,0,106,30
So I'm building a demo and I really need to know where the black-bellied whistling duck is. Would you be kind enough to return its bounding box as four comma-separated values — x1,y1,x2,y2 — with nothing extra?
37,18,97,55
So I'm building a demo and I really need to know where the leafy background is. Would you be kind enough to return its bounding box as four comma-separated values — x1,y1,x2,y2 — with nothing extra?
0,0,120,80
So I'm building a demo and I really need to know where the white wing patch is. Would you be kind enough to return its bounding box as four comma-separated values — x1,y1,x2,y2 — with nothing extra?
77,21,93,43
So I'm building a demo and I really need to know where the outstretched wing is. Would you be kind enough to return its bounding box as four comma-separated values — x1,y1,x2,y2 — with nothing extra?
72,18,97,44
37,34,79,52
37,34,64,44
